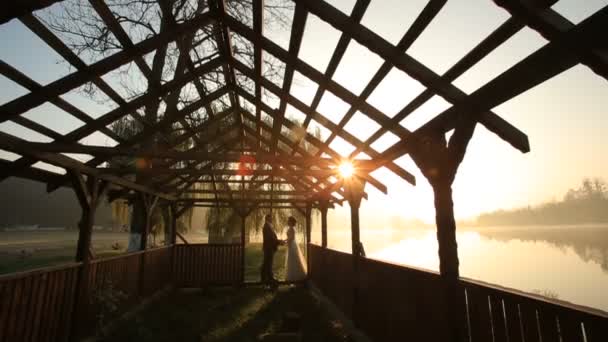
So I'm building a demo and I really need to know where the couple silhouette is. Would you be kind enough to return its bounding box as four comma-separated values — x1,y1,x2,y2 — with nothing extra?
261,214,306,288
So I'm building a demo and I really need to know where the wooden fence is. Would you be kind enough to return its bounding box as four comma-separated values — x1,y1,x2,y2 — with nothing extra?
173,244,242,287
309,244,608,342
0,243,241,341
0,262,80,342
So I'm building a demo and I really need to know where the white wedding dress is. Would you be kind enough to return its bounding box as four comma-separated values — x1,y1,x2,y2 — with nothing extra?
285,226,307,282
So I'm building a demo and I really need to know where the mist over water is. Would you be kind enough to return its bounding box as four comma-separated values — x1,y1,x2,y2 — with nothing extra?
318,224,608,313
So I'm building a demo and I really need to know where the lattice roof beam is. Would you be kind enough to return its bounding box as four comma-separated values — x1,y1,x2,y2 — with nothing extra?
296,0,529,153
383,7,608,161
287,0,369,154
239,111,353,201
209,0,241,135
158,1,220,124
19,14,133,124
0,10,215,123
0,60,124,144
0,131,174,200
43,82,230,192
495,0,608,80
234,69,408,189
1,0,65,24
252,0,264,148
224,17,415,186
269,3,307,156
349,16,525,158
321,0,445,154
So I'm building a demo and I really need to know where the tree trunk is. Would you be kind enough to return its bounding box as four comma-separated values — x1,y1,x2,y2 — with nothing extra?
162,205,172,246
128,199,145,251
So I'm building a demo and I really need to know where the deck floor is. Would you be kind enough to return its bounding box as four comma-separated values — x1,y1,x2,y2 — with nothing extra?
99,285,354,342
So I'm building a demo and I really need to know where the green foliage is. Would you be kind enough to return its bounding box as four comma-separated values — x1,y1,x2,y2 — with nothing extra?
91,279,128,336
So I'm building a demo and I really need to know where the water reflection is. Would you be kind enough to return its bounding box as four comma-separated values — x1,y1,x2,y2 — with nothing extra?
325,225,608,312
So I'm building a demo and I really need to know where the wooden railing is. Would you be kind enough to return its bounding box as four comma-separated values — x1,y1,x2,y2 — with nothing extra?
0,262,81,342
173,244,242,287
309,244,608,342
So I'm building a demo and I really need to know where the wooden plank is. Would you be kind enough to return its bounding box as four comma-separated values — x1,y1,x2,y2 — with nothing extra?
558,311,584,342
503,299,523,342
519,302,541,342
490,295,507,342
586,315,608,342
466,286,493,342
538,308,560,342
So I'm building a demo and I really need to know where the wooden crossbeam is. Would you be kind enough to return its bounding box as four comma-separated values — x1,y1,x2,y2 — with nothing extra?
0,131,174,200
383,6,608,161
181,189,313,196
1,0,65,24
223,19,415,186
349,16,525,158
102,166,340,178
0,59,124,143
176,198,319,204
495,0,608,80
0,59,225,183
288,0,370,153
0,11,215,123
42,83,230,192
235,75,397,192
318,0,444,153
252,0,264,145
269,4,308,158
295,0,530,153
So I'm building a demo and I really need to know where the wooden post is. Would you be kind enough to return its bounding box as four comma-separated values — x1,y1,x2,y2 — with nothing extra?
305,202,312,276
319,200,329,248
68,171,108,341
408,118,477,342
169,203,177,283
170,203,178,246
344,176,365,326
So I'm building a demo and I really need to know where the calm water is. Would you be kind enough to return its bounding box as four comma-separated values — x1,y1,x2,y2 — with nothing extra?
319,224,608,313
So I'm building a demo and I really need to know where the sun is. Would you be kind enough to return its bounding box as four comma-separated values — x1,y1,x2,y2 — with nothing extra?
338,161,354,178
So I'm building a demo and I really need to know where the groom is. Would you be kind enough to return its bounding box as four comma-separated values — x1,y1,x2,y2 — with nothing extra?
261,214,284,288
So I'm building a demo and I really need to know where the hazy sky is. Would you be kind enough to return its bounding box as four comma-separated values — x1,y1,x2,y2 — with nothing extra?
0,0,607,224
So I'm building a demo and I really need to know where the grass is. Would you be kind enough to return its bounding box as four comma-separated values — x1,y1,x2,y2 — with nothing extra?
244,243,291,283
100,286,350,342
0,232,301,281
0,247,124,274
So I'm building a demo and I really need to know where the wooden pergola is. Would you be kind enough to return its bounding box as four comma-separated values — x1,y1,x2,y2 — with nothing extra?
1,1,607,341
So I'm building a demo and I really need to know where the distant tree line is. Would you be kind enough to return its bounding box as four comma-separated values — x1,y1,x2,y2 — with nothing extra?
475,178,608,226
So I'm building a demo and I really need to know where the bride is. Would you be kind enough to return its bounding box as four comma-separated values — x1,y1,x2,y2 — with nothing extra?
284,216,307,282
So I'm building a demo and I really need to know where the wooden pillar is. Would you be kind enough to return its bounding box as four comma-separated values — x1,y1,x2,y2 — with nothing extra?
344,176,365,326
305,202,312,275
170,203,178,246
68,171,108,341
169,203,177,283
408,118,477,342
319,200,329,248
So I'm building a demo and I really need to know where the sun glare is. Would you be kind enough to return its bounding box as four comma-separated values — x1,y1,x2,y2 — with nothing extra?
338,161,354,178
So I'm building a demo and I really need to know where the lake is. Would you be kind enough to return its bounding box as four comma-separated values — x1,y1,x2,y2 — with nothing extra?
316,224,608,313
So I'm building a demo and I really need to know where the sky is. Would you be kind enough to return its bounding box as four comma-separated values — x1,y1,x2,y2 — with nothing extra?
0,0,607,225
